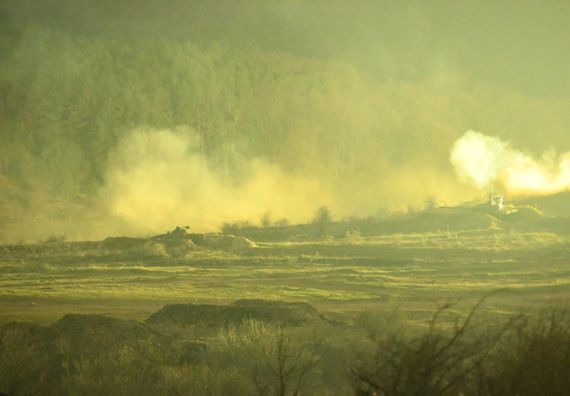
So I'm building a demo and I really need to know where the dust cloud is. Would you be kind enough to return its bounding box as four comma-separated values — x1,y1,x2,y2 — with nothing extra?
102,127,333,233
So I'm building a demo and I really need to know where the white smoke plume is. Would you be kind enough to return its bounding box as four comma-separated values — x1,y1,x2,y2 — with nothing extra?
102,127,333,233
451,130,570,195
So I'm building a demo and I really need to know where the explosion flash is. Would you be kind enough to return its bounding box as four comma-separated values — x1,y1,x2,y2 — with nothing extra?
451,130,570,195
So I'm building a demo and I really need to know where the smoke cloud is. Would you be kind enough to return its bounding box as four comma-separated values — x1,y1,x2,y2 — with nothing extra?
451,130,570,196
102,127,333,233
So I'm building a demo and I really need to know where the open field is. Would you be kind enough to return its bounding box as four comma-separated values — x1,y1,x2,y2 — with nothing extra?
1,229,569,324
2,224,570,395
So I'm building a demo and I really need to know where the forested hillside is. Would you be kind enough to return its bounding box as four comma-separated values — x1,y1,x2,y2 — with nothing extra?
1,0,570,242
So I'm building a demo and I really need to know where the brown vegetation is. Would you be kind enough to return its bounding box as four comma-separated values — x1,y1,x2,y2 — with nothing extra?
1,300,569,395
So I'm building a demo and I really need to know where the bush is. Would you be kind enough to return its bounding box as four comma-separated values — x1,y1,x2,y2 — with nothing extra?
2,302,570,395
0,324,63,395
313,206,332,224
61,350,166,396
219,319,320,396
481,307,570,396
348,298,509,396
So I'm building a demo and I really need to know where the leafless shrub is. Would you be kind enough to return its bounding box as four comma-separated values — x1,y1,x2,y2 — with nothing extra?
61,344,166,396
219,319,320,396
349,296,512,396
481,306,570,396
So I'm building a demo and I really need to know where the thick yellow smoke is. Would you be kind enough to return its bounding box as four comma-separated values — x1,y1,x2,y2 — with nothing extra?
103,127,333,233
451,130,570,195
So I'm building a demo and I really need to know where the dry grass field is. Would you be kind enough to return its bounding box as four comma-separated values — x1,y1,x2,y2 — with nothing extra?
1,228,568,324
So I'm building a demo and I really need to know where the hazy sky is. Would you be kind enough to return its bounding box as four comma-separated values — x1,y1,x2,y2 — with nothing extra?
4,0,570,98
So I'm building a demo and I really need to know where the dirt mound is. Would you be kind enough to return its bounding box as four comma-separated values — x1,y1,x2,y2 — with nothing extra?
200,234,256,250
231,299,321,322
102,236,147,250
150,239,198,257
53,314,160,356
502,206,544,221
0,322,60,394
514,191,570,217
151,226,192,242
0,315,160,363
0,322,55,352
1,315,168,360
146,299,322,328
409,208,503,232
147,227,200,257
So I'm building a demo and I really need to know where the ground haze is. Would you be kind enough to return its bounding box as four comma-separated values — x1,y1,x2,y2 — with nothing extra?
1,1,570,395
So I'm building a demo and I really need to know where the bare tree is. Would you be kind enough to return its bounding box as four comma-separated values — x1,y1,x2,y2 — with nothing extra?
220,320,319,396
349,295,513,396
